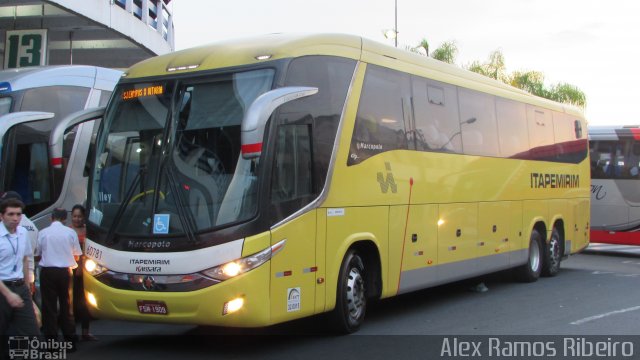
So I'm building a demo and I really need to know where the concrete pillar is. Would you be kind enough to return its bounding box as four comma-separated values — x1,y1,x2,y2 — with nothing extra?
156,0,164,35
125,0,133,13
141,0,149,25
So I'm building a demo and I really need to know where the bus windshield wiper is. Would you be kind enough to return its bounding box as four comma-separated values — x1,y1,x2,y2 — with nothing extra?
106,166,144,243
165,163,197,243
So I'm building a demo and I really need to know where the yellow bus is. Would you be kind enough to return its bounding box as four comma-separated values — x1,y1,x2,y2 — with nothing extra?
75,34,590,333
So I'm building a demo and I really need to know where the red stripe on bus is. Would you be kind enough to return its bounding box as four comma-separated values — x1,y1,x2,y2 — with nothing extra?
241,143,262,154
630,128,640,140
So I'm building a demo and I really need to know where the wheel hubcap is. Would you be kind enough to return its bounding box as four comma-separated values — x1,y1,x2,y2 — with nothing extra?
529,240,540,272
345,267,365,322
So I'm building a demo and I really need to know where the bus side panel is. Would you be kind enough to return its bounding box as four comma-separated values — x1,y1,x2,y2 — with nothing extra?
477,202,511,270
549,199,568,240
324,206,388,310
387,205,406,296
394,204,439,294
522,200,549,245
507,201,525,266
572,198,590,253
437,203,478,278
315,209,327,313
269,210,317,324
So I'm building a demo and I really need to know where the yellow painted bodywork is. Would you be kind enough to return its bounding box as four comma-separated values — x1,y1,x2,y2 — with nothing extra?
89,33,590,327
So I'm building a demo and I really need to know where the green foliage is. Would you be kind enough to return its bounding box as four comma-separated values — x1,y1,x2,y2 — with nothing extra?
510,70,549,98
411,37,587,107
466,49,508,82
430,41,458,64
467,49,586,107
548,83,587,107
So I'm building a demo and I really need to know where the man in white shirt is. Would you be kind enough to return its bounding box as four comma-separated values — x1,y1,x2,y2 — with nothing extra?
35,208,81,344
0,191,39,295
0,198,40,339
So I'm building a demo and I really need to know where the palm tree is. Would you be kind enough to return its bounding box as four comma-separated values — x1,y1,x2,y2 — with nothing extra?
466,49,506,82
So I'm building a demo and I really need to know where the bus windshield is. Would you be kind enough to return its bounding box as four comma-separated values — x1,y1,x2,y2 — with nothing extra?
89,69,275,236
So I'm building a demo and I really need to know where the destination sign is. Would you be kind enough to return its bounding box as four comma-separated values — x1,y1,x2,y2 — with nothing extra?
122,85,164,100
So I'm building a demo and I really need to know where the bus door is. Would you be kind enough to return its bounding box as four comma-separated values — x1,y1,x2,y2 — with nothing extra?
0,112,54,217
268,121,317,323
30,108,105,228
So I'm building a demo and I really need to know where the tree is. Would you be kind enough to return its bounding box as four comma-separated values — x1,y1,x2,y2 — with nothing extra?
468,50,586,108
548,83,586,108
430,41,458,64
467,49,507,82
510,70,548,98
408,36,587,107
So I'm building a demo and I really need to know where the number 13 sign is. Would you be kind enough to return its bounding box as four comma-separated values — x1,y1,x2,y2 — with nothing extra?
4,29,48,68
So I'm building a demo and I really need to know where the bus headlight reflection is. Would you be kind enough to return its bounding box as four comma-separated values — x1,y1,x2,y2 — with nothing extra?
201,245,273,281
86,292,98,308
84,259,108,276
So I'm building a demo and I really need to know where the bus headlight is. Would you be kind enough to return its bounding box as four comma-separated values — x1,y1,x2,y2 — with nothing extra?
201,246,272,281
84,259,108,276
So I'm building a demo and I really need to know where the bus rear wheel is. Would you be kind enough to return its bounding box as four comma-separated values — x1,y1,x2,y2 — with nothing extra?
330,249,366,334
542,227,562,277
516,229,543,283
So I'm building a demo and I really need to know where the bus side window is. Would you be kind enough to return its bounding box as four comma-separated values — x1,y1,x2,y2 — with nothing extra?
20,86,90,122
411,77,462,153
270,123,314,222
348,64,409,165
271,123,313,204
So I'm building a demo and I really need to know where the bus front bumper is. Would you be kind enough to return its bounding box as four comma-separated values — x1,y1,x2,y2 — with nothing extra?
83,264,271,327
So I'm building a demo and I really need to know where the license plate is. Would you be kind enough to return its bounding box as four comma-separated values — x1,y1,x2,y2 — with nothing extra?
137,300,168,315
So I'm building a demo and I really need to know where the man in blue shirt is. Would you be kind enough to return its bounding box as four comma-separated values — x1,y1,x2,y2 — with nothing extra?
0,198,40,339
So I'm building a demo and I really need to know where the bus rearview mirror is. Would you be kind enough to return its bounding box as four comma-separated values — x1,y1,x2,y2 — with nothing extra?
241,86,318,159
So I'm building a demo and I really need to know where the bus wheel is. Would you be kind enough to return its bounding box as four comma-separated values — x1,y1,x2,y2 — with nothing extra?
516,229,543,283
331,250,366,333
542,228,562,277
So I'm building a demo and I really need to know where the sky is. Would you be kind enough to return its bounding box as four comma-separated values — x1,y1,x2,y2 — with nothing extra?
169,0,640,126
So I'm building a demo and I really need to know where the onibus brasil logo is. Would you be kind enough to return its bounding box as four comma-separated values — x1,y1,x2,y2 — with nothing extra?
7,336,72,359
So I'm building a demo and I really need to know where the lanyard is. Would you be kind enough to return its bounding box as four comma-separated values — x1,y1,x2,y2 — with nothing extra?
6,233,19,272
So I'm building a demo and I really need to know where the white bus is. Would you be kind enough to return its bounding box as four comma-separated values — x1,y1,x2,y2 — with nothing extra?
589,125,640,245
0,65,121,228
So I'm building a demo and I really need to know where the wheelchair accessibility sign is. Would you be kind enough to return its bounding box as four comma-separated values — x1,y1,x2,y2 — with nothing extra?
153,214,170,234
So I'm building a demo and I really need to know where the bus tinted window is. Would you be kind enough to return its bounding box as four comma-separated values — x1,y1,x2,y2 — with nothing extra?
99,90,112,107
0,97,11,115
458,88,499,157
411,78,461,153
590,140,639,179
280,56,356,190
20,86,90,121
349,65,409,165
271,124,313,204
527,106,555,160
496,97,528,157
5,121,54,215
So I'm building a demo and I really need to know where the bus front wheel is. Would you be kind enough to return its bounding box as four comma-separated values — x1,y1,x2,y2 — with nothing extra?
516,229,543,283
330,249,366,333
